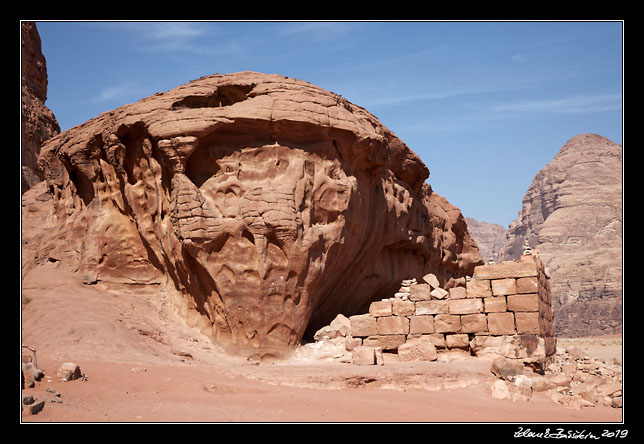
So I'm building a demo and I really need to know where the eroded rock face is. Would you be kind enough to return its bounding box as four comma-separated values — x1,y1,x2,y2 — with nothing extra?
21,22,60,192
36,71,482,358
498,134,622,337
464,218,507,263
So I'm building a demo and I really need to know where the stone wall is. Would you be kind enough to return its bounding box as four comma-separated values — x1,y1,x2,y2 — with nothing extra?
348,253,556,365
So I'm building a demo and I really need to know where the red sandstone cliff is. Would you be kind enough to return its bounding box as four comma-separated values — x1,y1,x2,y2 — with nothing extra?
21,21,60,192
464,218,507,264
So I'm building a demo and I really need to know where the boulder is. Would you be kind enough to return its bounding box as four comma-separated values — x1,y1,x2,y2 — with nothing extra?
58,362,82,381
313,314,351,340
34,71,482,358
490,357,524,381
512,374,533,401
21,362,44,386
490,380,511,400
23,399,45,415
351,346,382,365
398,338,437,362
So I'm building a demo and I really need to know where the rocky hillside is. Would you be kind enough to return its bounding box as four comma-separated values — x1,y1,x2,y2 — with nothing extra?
498,134,622,337
464,218,507,263
31,71,482,358
21,21,60,192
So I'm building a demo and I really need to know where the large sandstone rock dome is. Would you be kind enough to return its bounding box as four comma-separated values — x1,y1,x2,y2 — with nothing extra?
34,71,482,358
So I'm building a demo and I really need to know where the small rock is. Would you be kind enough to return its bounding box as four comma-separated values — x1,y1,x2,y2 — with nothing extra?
550,391,583,410
374,348,384,366
23,399,45,415
45,387,61,397
314,314,351,341
398,339,437,362
22,394,35,405
567,347,589,361
490,357,524,381
513,375,533,401
58,362,82,382
351,346,379,365
430,287,448,300
345,337,362,352
611,396,622,408
491,380,511,400
423,273,440,289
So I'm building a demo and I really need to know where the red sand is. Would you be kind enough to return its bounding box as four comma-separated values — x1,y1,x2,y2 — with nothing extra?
21,262,623,423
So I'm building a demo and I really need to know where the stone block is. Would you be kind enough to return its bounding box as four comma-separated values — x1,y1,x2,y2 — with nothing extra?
377,316,409,335
423,273,440,288
466,279,491,298
487,312,516,335
415,300,448,315
392,299,415,316
409,283,432,301
369,300,392,317
449,298,483,315
363,335,406,351
352,346,378,365
473,261,538,280
449,286,467,299
409,315,435,334
491,278,517,296
398,338,437,361
434,314,461,333
484,297,507,313
407,333,446,348
507,294,539,312
446,333,470,350
515,312,539,334
461,313,488,333
516,276,539,294
430,287,449,299
350,314,377,337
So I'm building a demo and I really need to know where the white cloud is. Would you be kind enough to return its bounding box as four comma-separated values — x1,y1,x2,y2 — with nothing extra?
511,53,528,63
278,22,357,42
116,21,209,52
491,93,622,114
90,82,141,104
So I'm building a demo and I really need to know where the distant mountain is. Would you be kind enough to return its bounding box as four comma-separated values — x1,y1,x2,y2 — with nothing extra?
498,134,622,337
464,218,507,264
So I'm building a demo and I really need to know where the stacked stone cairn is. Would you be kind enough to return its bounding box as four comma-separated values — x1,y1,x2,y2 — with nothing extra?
313,252,556,367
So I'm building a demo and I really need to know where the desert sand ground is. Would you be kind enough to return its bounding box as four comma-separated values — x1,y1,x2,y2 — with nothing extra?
20,261,623,424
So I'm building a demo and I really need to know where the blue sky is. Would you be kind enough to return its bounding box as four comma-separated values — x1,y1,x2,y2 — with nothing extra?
35,21,623,228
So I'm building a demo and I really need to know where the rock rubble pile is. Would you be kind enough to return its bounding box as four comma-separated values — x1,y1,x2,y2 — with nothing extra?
490,347,622,409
